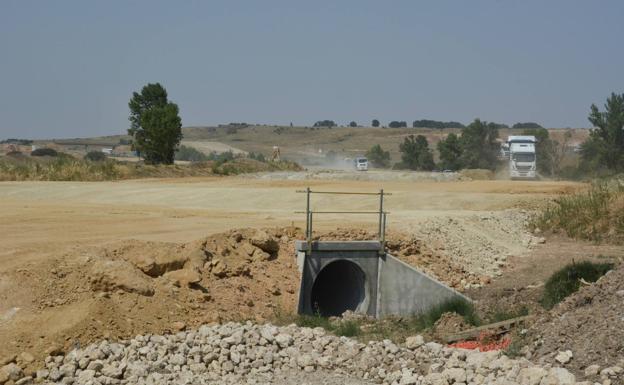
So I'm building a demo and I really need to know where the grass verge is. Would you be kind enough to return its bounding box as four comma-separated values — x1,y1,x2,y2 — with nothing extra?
532,181,624,243
0,154,301,181
274,297,479,343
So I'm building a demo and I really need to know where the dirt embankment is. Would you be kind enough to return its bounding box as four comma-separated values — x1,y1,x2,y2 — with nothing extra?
1,225,492,370
0,228,301,370
526,262,624,382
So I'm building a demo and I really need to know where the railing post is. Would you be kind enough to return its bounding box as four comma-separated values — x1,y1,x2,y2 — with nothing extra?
378,189,384,241
308,212,313,253
381,212,387,251
306,187,311,252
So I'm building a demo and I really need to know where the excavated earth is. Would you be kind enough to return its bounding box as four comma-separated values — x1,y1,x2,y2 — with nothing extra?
0,225,499,377
526,263,624,383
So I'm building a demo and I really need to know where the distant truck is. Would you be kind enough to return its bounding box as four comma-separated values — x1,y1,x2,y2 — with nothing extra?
354,156,368,171
507,135,537,179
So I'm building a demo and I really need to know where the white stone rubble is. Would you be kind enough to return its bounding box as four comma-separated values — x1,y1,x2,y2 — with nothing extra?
12,322,593,385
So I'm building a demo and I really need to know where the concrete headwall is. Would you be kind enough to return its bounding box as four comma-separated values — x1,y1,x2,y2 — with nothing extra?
376,253,469,317
296,240,468,318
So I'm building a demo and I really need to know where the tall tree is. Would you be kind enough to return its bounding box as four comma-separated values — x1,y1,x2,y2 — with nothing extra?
437,133,462,170
366,144,390,168
459,119,500,170
389,121,408,128
139,103,182,164
521,127,571,177
371,119,380,127
522,127,552,175
584,93,624,171
128,83,182,164
313,120,336,127
398,135,434,170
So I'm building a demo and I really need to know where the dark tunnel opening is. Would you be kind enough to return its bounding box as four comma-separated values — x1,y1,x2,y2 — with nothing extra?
310,260,367,317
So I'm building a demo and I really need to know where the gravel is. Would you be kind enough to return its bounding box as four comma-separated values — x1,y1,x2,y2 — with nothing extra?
410,210,541,280
8,322,593,385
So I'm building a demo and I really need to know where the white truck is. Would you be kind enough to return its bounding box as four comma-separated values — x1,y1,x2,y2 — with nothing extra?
354,156,369,171
507,135,537,179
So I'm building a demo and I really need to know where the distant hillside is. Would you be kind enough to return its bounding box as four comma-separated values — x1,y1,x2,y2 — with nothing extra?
4,125,589,166
182,124,589,165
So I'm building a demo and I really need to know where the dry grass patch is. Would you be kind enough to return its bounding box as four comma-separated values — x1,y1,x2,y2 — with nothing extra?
533,180,624,243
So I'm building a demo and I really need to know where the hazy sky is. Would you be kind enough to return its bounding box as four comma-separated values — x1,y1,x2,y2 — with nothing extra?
1,1,623,139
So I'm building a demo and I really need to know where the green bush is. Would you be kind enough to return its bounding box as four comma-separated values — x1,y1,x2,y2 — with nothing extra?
248,152,266,162
175,145,208,162
295,314,333,329
31,148,58,157
84,151,107,162
333,321,361,337
411,297,480,330
209,150,235,163
366,144,390,168
540,261,613,309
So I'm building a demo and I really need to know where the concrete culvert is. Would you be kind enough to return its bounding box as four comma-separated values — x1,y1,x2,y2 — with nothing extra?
310,260,368,317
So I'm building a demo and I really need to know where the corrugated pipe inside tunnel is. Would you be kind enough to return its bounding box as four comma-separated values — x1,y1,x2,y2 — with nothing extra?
310,260,368,317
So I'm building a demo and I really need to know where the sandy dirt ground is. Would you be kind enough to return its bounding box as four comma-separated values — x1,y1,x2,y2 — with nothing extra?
0,173,591,373
0,176,580,263
180,140,247,155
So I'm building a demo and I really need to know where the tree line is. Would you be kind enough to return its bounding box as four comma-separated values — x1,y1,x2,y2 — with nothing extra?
365,93,624,177
365,119,500,171
124,82,623,177
311,119,541,130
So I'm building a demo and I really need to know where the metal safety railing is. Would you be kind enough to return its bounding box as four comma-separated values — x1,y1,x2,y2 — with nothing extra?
295,187,390,253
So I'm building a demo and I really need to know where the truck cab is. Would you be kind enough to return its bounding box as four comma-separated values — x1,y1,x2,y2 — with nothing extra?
354,157,368,171
507,135,537,179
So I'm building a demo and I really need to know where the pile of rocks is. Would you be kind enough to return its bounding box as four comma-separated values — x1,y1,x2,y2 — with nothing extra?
411,210,541,282
5,322,593,385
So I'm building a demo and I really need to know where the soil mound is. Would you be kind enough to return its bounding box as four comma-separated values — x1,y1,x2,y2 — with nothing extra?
527,263,624,381
0,227,304,369
432,312,470,340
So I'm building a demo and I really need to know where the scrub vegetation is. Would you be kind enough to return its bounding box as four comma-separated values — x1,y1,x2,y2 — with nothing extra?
0,152,301,181
276,298,490,344
540,261,613,309
533,181,624,243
